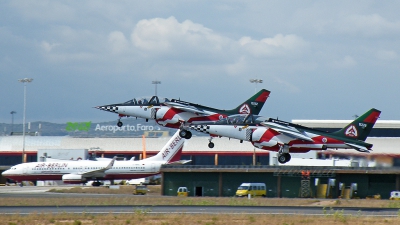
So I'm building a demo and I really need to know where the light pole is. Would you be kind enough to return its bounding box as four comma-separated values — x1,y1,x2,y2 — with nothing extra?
249,78,263,165
18,78,33,163
10,111,16,134
249,79,263,94
152,80,161,96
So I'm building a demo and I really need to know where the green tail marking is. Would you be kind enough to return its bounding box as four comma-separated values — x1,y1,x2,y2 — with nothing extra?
226,89,271,115
333,108,381,141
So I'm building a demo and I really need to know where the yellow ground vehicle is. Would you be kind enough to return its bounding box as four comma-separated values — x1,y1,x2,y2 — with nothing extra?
235,183,266,197
133,185,148,195
390,191,400,200
177,187,188,197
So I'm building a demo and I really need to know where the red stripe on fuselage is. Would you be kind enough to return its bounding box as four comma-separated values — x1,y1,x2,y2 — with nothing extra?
160,108,185,121
260,128,280,142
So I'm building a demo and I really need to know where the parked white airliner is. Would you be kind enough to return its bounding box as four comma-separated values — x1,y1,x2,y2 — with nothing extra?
2,130,186,185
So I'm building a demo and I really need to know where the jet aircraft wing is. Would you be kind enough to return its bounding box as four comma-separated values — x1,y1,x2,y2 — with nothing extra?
80,157,117,178
345,143,371,153
261,121,314,142
164,101,213,115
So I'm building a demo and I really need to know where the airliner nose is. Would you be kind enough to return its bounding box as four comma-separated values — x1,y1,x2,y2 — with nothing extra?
95,105,118,113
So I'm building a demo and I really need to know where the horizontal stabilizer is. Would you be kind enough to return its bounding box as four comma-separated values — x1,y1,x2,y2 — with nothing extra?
345,143,371,153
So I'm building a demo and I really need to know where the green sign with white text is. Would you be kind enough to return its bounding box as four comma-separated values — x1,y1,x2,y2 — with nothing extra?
66,122,91,132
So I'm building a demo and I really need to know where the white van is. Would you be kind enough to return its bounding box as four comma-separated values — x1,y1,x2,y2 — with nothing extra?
235,183,266,197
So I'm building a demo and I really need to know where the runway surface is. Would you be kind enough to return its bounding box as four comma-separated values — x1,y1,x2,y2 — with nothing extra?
0,205,398,216
0,186,398,216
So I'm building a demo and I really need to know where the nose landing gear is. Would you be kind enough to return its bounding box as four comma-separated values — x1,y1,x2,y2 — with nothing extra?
208,137,214,148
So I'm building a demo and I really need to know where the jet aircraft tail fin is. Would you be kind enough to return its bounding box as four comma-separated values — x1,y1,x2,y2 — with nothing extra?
142,130,185,163
226,89,270,115
332,108,381,141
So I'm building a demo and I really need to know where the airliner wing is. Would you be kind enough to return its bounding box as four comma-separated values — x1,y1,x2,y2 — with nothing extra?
168,160,192,165
261,122,314,142
80,157,116,178
164,102,212,115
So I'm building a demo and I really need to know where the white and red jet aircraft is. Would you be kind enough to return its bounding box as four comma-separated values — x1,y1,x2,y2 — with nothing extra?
190,108,381,163
95,89,270,139
2,130,187,186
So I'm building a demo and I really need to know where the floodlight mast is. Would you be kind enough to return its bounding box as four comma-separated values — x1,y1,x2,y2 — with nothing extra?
10,111,16,133
18,78,33,163
249,78,263,165
249,79,263,94
152,80,161,96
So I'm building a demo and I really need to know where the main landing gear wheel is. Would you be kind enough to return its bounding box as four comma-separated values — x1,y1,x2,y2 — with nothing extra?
117,121,123,127
208,142,215,148
179,130,192,139
92,181,102,186
278,153,291,164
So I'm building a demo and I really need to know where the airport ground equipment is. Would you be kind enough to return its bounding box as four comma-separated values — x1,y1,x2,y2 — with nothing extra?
389,191,400,200
177,187,188,197
235,183,266,197
133,185,148,195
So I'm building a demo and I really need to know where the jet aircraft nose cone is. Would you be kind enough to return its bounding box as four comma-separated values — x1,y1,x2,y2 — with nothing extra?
95,104,119,113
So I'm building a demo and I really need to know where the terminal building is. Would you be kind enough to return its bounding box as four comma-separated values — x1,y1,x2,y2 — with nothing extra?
0,120,400,198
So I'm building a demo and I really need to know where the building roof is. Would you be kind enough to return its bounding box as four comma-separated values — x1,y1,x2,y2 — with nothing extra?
0,135,399,156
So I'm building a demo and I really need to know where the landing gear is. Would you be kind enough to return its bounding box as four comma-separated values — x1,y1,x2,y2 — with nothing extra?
278,153,291,164
92,181,102,186
208,137,214,148
179,130,192,139
277,144,291,164
117,114,123,127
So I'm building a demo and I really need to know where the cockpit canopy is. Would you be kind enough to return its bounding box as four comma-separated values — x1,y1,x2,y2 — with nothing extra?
122,96,170,106
215,114,266,125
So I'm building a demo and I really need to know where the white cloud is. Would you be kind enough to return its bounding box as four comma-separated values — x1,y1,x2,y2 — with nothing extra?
376,50,398,61
239,34,308,57
337,14,400,37
108,31,130,54
10,0,75,22
131,16,229,55
330,56,357,68
274,77,301,93
225,56,247,75
40,41,60,52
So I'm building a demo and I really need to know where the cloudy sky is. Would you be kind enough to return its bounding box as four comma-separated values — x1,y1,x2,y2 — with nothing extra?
1,1,399,124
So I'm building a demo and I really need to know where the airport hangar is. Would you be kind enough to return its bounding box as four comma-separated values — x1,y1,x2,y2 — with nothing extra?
0,120,400,199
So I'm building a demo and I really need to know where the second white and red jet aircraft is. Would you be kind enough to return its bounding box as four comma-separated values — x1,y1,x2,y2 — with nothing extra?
95,89,270,139
189,108,381,163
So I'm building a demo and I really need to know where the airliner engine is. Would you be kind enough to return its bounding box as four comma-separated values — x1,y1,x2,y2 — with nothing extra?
62,174,87,184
